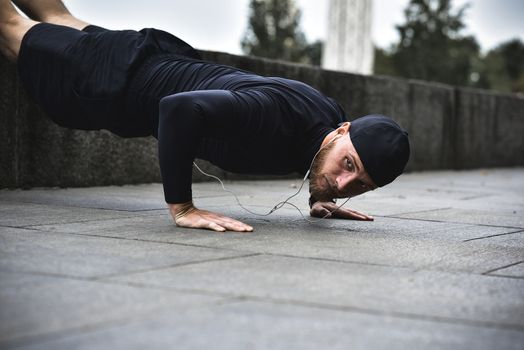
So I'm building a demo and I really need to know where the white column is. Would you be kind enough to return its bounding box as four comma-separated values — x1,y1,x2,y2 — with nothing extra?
322,0,374,74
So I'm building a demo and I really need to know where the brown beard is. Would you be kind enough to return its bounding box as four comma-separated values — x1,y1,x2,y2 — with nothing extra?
308,140,336,201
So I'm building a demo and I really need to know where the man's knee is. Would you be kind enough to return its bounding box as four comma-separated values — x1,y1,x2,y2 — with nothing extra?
0,16,38,61
159,93,203,119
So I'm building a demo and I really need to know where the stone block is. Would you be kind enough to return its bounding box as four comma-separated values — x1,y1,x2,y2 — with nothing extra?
0,168,522,349
2,52,524,189
107,254,524,327
489,262,524,278
30,211,522,274
0,270,223,347
455,88,524,169
406,80,455,170
14,117,161,189
0,201,135,227
12,300,524,350
0,226,250,278
396,208,524,229
0,185,167,211
0,59,19,189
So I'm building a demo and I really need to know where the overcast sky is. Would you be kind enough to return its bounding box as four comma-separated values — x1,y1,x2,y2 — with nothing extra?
63,0,523,55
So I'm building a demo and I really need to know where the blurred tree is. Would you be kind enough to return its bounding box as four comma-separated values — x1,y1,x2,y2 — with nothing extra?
241,0,322,65
373,46,396,76
301,39,323,66
483,39,524,93
374,0,487,88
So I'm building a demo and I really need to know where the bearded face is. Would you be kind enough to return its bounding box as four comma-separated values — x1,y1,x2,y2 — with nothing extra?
308,139,337,201
309,131,377,203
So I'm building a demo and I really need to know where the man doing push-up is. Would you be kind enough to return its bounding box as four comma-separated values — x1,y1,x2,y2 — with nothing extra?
0,0,410,232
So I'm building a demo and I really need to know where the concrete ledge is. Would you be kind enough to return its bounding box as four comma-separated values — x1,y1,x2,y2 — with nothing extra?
1,50,523,189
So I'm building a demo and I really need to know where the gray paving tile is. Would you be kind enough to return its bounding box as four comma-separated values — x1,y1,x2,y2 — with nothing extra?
465,230,524,247
106,254,524,327
395,208,524,228
1,168,523,349
11,300,524,350
30,214,523,273
0,226,250,278
443,198,523,217
0,201,136,227
0,270,224,347
353,191,523,218
32,207,512,241
382,169,524,194
0,183,232,211
489,262,524,278
358,168,524,215
30,212,177,234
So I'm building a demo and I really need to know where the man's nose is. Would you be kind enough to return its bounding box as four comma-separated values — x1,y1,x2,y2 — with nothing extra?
336,173,354,193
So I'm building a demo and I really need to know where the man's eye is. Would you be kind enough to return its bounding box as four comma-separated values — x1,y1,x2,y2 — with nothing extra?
346,158,353,170
359,180,367,189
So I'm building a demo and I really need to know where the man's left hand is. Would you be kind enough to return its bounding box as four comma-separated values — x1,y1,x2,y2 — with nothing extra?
310,201,374,221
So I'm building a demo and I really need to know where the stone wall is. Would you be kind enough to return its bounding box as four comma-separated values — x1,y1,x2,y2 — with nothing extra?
1,50,523,189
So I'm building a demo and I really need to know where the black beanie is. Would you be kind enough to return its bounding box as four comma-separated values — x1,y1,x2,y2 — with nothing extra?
349,115,410,187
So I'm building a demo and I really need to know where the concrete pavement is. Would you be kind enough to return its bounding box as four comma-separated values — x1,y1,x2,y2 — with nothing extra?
0,168,523,349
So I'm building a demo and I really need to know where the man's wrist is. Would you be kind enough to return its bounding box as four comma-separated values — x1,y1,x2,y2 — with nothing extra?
308,196,336,209
168,201,194,213
168,201,196,221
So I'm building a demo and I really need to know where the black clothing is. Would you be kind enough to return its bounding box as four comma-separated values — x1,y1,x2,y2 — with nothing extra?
349,115,410,187
18,23,200,137
129,55,347,202
18,23,346,204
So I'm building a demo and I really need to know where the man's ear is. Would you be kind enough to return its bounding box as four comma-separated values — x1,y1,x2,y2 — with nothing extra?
336,121,351,135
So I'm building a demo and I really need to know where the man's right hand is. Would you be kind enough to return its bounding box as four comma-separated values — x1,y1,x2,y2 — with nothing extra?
168,202,253,232
310,201,374,221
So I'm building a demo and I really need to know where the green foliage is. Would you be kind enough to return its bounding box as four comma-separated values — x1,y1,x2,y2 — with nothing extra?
373,0,523,93
483,39,524,93
374,47,397,76
241,0,322,65
390,0,483,87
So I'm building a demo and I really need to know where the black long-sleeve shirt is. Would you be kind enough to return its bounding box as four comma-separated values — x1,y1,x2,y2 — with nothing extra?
126,54,347,203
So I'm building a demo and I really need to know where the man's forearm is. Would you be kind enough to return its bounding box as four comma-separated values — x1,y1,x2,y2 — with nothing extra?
158,94,202,204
